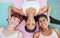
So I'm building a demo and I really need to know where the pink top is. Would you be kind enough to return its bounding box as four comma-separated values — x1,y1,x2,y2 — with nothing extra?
16,20,39,38
15,0,48,38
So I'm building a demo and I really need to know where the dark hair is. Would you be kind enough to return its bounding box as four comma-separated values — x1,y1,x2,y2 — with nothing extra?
38,14,48,20
11,12,23,30
23,16,36,22
34,14,48,22
23,16,28,21
25,25,36,33
11,12,23,25
11,12,23,20
38,14,48,30
34,16,39,22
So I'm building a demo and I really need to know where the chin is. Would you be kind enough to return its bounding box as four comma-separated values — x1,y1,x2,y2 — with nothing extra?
42,27,47,29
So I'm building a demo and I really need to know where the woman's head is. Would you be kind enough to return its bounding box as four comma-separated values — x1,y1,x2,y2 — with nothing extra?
9,13,23,29
38,14,49,29
25,17,36,32
23,8,36,32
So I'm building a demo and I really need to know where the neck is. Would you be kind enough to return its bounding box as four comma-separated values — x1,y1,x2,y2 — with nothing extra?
42,27,50,32
28,14,34,17
26,12,35,17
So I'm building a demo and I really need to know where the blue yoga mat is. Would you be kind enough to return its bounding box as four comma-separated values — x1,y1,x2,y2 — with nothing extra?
0,0,60,31
48,0,60,31
0,3,14,27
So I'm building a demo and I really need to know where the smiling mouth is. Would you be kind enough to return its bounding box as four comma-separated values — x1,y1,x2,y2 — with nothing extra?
41,24,46,27
42,24,46,26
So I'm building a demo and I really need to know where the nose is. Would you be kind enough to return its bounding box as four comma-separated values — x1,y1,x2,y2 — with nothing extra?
41,21,45,24
29,24,33,29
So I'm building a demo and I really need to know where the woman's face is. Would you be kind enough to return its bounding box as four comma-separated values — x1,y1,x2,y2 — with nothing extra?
38,17,49,29
10,16,20,27
26,17,35,30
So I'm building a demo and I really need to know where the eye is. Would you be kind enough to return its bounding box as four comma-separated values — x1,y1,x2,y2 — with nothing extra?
32,24,35,26
27,24,30,26
43,19,45,22
40,21,42,23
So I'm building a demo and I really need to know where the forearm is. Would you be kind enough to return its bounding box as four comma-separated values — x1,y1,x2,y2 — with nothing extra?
37,5,49,16
47,5,51,24
47,5,51,17
10,6,24,16
8,6,12,23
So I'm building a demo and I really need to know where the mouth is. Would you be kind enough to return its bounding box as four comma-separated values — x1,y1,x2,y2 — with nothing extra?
42,24,46,26
41,24,46,27
41,23,48,28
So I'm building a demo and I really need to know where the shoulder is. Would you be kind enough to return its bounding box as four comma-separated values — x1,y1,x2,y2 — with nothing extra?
51,27,60,36
34,31,40,35
51,27,60,38
33,31,40,38
51,27,59,32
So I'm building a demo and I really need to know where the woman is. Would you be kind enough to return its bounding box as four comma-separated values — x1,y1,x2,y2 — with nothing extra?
33,14,60,38
8,5,49,32
8,0,60,32
0,13,23,38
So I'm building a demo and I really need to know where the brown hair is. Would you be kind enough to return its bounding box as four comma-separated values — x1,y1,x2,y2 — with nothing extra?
11,12,23,23
11,12,23,30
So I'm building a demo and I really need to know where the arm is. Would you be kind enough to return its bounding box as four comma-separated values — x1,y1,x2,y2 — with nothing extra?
8,6,24,15
47,5,51,24
33,32,40,38
8,6,24,24
37,5,51,24
37,5,51,16
37,5,49,16
52,28,60,38
47,5,51,18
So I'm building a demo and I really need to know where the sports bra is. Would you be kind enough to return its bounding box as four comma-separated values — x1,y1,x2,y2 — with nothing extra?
22,0,40,16
16,20,39,38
